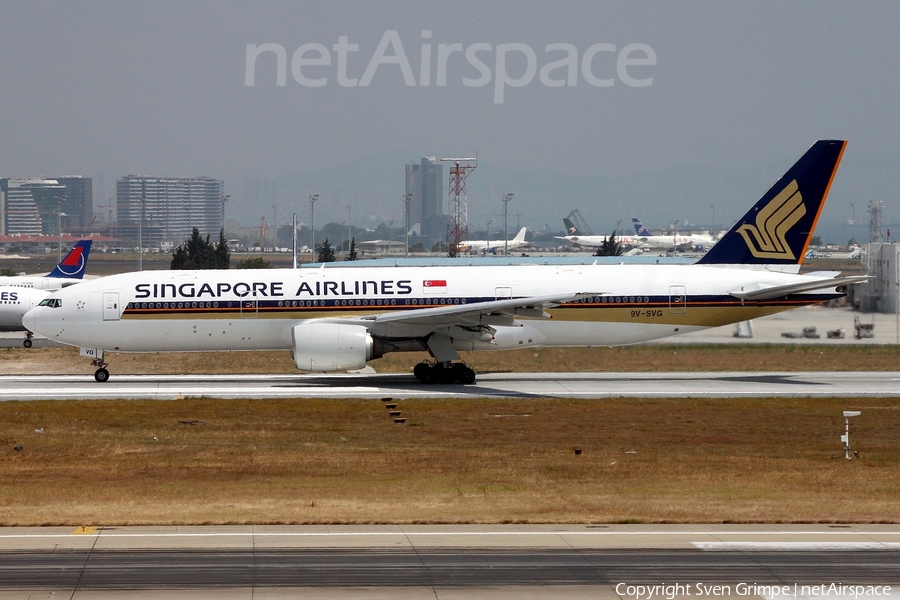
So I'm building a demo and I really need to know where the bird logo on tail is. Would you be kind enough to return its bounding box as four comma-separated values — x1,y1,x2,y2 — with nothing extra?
735,180,805,261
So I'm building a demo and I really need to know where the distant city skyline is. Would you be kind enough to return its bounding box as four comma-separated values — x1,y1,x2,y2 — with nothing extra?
1,2,898,246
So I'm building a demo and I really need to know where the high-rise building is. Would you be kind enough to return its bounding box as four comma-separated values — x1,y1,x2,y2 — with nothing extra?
53,176,93,232
405,157,444,240
0,178,67,236
116,175,225,245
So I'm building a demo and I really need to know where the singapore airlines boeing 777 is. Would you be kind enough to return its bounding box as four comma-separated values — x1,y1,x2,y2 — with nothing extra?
25,141,863,384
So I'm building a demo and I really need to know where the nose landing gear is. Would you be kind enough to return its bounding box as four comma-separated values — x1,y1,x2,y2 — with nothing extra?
91,356,110,382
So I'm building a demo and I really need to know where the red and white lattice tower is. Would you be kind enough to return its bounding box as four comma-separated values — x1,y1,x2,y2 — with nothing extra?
441,156,477,256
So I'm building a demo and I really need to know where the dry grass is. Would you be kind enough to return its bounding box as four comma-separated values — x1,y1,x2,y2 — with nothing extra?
0,396,897,526
3,344,900,376
1,343,898,526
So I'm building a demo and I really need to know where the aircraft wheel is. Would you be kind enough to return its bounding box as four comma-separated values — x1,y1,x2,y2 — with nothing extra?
456,365,476,385
413,362,431,383
23,339,32,348
94,368,110,383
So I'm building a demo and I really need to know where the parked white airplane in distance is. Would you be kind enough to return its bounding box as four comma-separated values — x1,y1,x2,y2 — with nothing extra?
26,141,865,384
632,218,720,251
556,219,638,248
457,227,528,254
0,240,93,290
0,240,93,347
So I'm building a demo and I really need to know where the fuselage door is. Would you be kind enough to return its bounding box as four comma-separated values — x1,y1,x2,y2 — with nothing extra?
241,298,258,318
668,285,687,314
102,292,120,321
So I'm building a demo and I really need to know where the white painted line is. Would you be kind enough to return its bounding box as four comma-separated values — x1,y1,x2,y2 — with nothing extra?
695,541,900,550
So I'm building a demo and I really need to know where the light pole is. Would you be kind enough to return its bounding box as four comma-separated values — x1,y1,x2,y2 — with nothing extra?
137,195,145,271
57,211,67,263
309,194,319,259
55,195,66,262
404,193,411,258
271,204,277,252
710,204,715,235
486,219,492,253
221,194,230,234
851,202,856,245
502,193,514,256
347,204,352,255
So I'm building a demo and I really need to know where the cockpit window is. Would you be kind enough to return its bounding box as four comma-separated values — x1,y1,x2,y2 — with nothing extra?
38,298,62,308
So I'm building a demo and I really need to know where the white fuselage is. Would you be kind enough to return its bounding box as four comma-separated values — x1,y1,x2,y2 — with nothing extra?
24,264,842,357
557,234,640,248
0,276,80,291
634,233,718,250
458,228,528,253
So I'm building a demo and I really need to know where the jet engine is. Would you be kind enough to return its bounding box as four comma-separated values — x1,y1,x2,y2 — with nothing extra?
291,322,374,371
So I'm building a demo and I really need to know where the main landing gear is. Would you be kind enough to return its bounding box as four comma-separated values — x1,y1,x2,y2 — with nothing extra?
413,361,476,385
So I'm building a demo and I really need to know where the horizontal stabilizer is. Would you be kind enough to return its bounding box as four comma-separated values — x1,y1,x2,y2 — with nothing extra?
728,275,869,301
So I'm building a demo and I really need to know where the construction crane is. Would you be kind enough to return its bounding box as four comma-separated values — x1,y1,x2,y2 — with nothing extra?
97,203,114,231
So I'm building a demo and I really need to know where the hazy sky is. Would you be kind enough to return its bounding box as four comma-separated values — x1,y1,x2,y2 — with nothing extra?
1,1,898,239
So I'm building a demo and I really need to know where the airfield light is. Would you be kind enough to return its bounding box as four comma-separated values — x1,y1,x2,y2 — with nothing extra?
841,410,861,460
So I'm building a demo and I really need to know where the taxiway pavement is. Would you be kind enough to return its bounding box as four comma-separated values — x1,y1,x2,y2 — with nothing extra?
1,525,898,598
1,370,899,400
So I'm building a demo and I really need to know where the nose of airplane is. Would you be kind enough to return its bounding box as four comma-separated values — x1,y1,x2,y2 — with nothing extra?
22,307,36,333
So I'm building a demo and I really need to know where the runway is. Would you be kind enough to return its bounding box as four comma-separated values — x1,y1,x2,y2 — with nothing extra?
1,370,900,400
1,525,898,597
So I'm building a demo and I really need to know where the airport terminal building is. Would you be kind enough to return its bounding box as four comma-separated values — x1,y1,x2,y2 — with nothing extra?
858,242,900,313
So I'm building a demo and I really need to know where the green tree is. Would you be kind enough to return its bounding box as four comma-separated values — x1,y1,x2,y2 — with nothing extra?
317,237,336,263
171,227,231,269
0,268,16,277
215,229,230,267
345,237,358,261
594,229,623,257
236,257,272,269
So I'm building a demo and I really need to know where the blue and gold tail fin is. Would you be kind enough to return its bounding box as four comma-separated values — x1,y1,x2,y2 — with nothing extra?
46,240,92,279
632,218,652,236
697,140,847,266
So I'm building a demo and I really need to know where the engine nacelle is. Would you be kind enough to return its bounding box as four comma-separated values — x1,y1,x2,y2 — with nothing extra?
291,322,373,371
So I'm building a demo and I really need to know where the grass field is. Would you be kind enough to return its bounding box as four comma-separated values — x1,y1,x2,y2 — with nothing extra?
1,396,897,526
1,344,898,526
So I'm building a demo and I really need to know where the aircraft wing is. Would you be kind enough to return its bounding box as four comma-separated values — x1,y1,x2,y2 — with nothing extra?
327,292,603,328
728,275,870,301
